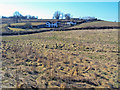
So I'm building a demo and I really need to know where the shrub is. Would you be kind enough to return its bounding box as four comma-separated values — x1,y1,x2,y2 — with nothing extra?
24,22,32,29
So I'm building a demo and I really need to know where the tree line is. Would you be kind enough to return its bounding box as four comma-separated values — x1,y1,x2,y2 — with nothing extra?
2,11,97,22
2,11,72,20
2,11,38,19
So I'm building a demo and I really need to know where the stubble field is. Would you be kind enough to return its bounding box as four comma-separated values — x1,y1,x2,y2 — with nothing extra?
1,29,119,88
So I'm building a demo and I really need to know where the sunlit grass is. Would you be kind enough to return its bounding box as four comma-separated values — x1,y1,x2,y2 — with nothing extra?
10,23,26,26
8,27,26,31
31,22,45,25
69,21,118,28
10,22,45,26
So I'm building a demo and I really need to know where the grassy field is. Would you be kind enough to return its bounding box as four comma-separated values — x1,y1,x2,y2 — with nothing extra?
1,22,50,32
1,24,8,32
10,23,26,26
8,27,25,32
10,22,45,26
7,27,52,32
1,21,118,33
1,29,119,88
69,21,118,28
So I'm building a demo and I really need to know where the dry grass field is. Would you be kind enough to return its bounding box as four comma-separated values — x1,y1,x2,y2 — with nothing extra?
1,21,118,33
10,22,46,26
7,27,52,32
69,21,118,28
1,22,48,32
1,29,119,88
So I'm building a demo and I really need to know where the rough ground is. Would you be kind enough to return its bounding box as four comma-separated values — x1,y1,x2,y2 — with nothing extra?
1,29,119,88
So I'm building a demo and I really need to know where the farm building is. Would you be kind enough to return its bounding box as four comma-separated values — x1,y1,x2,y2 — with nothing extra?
71,18,80,20
66,21,77,26
46,21,60,28
81,17,97,22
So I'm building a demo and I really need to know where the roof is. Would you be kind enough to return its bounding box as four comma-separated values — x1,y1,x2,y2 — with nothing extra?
71,18,79,19
46,21,60,24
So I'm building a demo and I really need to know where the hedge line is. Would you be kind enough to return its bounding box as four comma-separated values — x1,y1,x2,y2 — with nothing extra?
1,26,120,36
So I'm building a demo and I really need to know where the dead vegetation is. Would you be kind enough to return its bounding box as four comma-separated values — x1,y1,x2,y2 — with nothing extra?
1,29,119,88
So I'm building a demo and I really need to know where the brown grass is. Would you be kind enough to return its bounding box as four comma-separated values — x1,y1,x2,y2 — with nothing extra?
2,29,119,88
69,21,118,28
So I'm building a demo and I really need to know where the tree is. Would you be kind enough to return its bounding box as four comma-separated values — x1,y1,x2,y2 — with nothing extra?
13,11,22,17
13,11,22,23
36,16,38,19
53,11,61,19
26,15,32,19
26,15,37,19
25,22,32,29
60,13,64,19
64,13,71,20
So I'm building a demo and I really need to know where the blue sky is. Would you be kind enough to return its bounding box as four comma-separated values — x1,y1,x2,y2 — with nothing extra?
0,0,119,22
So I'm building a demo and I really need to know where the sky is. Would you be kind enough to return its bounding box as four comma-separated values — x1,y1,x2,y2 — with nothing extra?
0,0,119,22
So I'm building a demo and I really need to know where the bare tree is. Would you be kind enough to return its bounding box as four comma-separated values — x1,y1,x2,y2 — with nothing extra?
13,11,22,17
13,11,22,23
65,13,71,20
53,11,61,19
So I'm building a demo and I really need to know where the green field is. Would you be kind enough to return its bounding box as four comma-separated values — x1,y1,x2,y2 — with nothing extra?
2,29,119,88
